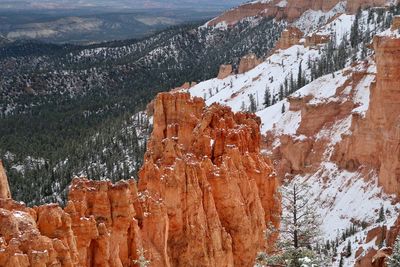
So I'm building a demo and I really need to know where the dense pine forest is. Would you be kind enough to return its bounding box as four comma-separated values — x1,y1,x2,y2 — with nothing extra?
0,18,285,205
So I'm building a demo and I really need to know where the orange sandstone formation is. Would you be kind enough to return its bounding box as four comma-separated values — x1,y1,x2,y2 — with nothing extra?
238,54,262,74
0,92,279,267
304,33,330,47
217,64,233,79
276,27,304,50
206,0,387,27
333,33,400,196
0,161,11,199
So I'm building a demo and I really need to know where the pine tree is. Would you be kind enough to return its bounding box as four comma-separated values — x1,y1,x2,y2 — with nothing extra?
240,101,246,111
133,248,151,267
377,205,385,223
248,94,257,113
346,240,352,258
289,72,295,93
263,87,271,107
350,8,362,48
388,236,400,267
277,180,322,266
279,85,284,101
281,104,286,114
297,62,303,89
339,256,344,267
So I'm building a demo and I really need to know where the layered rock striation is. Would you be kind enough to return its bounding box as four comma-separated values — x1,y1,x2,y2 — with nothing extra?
333,31,400,196
0,92,280,267
206,0,388,27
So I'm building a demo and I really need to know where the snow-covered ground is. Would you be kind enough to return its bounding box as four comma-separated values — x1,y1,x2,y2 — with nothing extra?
189,5,400,266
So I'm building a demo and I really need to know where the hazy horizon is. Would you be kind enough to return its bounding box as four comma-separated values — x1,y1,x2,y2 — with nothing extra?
0,0,246,11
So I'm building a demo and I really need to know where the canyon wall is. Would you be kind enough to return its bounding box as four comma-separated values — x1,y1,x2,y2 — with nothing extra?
333,33,400,196
206,0,388,27
0,92,280,267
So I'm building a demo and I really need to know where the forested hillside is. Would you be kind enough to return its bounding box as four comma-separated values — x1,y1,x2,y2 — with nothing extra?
0,17,284,205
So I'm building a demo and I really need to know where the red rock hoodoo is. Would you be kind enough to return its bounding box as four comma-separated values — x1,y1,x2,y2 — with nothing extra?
276,27,304,50
238,54,262,74
0,92,280,267
217,64,233,79
0,161,11,199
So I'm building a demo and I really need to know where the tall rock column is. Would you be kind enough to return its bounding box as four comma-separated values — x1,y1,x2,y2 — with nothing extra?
139,92,280,267
371,33,400,196
0,161,11,199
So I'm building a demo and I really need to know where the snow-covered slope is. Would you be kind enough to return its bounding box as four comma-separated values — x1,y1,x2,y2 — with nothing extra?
188,5,400,266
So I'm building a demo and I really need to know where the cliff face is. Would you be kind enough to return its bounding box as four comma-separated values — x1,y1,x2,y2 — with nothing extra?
333,33,400,196
140,92,280,266
275,27,304,50
0,161,11,199
238,54,262,74
0,92,279,267
260,20,400,266
206,0,387,27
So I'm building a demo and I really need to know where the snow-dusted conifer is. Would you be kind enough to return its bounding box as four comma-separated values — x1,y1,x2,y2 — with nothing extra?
388,236,400,267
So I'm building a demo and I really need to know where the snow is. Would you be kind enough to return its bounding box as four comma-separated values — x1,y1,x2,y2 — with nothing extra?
290,162,400,266
294,1,347,33
294,70,348,104
311,14,355,44
257,99,289,133
315,115,352,145
276,0,288,8
352,74,374,116
189,44,320,115
377,26,400,38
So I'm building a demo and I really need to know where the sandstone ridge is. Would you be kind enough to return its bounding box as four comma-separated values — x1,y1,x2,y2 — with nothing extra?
0,92,280,267
206,0,388,27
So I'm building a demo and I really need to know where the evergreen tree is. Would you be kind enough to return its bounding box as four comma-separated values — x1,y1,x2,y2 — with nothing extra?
276,180,322,266
297,62,303,89
240,101,246,112
388,236,400,267
279,85,284,101
346,240,352,258
377,205,386,223
263,86,271,107
248,94,257,113
339,256,344,267
133,248,151,267
351,8,361,48
281,104,286,114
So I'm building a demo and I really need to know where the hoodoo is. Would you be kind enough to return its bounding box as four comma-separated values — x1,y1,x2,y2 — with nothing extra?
0,92,279,267
0,161,11,199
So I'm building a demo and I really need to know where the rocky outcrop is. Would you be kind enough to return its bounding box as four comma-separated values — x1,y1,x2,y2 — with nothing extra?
305,33,330,47
346,0,386,13
333,32,400,196
391,15,400,30
0,199,79,267
139,92,280,266
206,0,388,27
355,216,400,267
0,161,11,199
206,2,272,27
238,54,262,74
276,27,304,50
0,92,279,267
217,64,233,79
